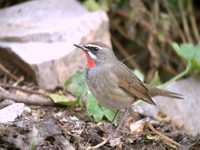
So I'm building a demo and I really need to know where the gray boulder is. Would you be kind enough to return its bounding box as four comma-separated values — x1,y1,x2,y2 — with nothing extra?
0,0,111,88
140,73,200,134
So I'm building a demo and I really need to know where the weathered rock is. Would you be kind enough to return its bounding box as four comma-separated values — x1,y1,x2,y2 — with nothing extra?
140,73,200,134
0,0,111,88
0,103,31,123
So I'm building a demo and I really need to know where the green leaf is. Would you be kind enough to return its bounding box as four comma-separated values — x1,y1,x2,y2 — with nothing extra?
132,69,144,82
63,74,75,91
99,0,109,12
160,42,200,88
118,0,126,9
87,92,104,122
173,42,200,72
82,0,101,12
129,8,136,21
30,139,37,150
47,94,75,106
100,106,119,126
63,69,89,107
149,71,161,86
87,92,119,125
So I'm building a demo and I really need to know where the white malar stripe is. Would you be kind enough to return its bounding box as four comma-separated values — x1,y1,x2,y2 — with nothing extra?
85,44,102,50
87,51,97,59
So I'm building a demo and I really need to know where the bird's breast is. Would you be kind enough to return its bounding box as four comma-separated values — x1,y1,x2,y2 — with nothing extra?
85,67,134,110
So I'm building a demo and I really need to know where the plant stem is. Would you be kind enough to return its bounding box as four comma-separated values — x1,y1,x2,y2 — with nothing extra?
159,66,189,89
134,100,143,106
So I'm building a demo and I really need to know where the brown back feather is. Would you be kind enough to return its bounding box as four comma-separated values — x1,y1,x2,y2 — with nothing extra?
111,61,156,106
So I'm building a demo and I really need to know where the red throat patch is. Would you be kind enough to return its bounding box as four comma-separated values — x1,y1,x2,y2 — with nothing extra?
83,51,96,68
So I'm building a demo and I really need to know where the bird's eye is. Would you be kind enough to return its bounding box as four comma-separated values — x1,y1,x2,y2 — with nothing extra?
92,47,99,53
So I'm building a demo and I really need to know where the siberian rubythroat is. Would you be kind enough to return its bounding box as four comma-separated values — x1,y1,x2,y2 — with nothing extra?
74,42,182,132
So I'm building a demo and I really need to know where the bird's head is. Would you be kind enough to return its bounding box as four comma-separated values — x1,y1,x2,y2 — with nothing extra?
74,42,117,69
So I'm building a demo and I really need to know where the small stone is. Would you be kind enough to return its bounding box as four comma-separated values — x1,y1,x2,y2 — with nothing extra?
110,137,121,147
0,103,31,123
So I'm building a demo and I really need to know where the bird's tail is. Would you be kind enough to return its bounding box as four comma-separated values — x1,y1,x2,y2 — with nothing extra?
144,84,183,99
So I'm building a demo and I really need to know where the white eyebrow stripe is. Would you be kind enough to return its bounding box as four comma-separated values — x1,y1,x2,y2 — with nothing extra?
85,44,102,50
87,51,97,59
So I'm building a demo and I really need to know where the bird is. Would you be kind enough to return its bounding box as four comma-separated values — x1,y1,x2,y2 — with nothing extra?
74,41,183,132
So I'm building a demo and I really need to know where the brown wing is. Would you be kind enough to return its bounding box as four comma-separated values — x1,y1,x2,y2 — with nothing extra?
111,62,156,106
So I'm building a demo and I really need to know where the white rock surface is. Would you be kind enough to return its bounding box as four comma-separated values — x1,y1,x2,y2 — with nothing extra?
0,103,31,123
140,73,200,134
0,0,111,88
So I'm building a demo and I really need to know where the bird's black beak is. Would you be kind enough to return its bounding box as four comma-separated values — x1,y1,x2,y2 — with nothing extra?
74,44,88,51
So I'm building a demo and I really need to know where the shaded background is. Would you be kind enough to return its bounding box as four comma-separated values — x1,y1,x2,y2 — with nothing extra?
1,0,200,83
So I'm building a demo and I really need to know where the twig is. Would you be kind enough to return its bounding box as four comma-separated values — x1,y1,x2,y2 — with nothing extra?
159,66,189,89
119,130,155,135
115,9,129,18
86,135,112,150
185,137,200,149
161,63,177,76
146,32,160,82
0,64,18,80
111,20,133,41
121,54,136,63
166,37,173,46
115,10,155,33
146,121,186,149
13,76,24,87
119,130,184,138
178,0,194,45
188,0,200,42
154,0,159,25
0,86,9,93
147,32,157,59
0,83,45,96
0,91,58,106
111,35,144,73
166,37,187,69
163,1,187,43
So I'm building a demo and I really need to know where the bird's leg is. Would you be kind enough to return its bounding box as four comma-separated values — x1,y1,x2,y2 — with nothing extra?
109,107,130,136
115,106,130,132
106,110,120,132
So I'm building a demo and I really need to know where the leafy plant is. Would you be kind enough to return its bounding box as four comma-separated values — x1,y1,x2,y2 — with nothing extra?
63,69,89,107
173,42,200,71
160,42,200,88
82,0,101,12
149,71,161,86
82,0,110,12
87,91,118,125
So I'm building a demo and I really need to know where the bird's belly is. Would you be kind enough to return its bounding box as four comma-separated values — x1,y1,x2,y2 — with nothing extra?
86,69,134,110
92,87,134,110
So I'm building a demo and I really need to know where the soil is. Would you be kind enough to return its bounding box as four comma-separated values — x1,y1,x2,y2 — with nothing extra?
0,100,200,150
0,69,199,150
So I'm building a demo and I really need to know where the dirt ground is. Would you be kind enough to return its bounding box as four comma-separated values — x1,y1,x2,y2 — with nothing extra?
0,67,199,150
0,98,200,150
